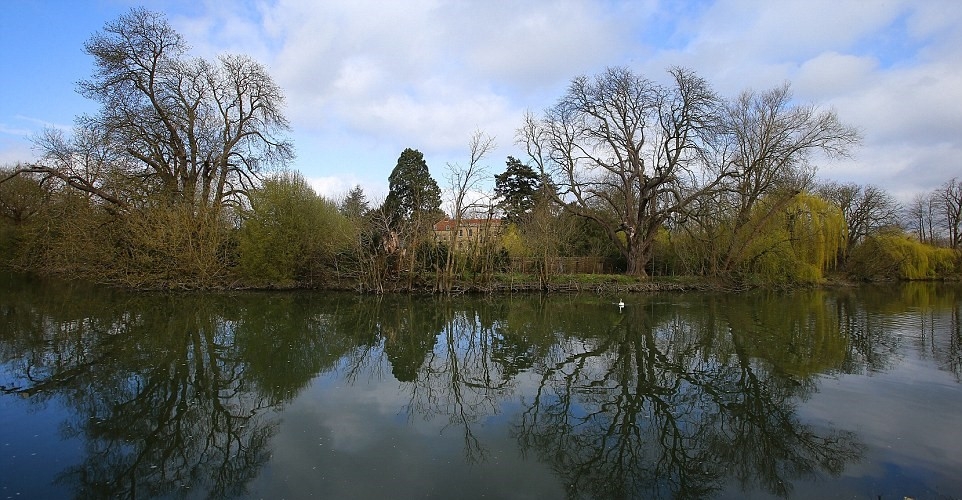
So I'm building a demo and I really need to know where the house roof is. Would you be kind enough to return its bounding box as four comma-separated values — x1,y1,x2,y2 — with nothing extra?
433,218,502,231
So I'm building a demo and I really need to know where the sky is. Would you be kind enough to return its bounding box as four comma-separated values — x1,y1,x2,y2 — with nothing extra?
2,0,961,204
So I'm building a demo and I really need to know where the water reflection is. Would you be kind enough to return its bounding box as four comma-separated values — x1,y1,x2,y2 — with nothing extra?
511,293,861,498
833,283,962,380
2,274,961,498
0,283,279,498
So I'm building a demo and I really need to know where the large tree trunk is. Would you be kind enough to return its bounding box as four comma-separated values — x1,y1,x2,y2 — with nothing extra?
626,239,651,277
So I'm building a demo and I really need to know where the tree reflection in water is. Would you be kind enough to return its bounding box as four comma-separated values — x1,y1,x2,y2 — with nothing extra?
389,297,533,463
510,292,864,499
0,280,365,499
4,275,960,499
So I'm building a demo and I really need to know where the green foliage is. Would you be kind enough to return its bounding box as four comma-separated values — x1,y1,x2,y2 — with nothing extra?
500,223,525,258
736,193,848,284
339,184,369,220
12,190,111,276
0,169,49,266
238,171,352,285
847,232,958,280
0,169,48,224
648,227,676,276
494,156,541,223
565,211,622,260
116,204,233,287
0,219,17,266
382,148,443,227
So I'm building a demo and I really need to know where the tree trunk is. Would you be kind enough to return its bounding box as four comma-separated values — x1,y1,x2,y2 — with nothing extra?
626,240,650,277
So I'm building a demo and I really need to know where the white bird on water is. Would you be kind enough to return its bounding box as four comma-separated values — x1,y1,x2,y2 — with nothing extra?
618,299,625,312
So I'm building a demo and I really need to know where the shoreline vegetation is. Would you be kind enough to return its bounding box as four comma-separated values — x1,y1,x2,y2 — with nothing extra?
5,268,959,297
2,9,961,293
67,272,954,295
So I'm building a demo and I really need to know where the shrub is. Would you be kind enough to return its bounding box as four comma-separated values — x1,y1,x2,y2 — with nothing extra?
847,232,957,280
238,171,353,286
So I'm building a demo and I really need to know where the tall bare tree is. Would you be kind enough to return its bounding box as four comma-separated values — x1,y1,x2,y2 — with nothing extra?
818,181,901,252
12,8,292,215
521,66,723,276
936,177,962,249
440,131,496,290
907,192,938,244
1,8,293,287
704,84,860,275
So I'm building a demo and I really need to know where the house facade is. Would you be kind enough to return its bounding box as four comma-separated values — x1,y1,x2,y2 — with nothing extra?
433,217,503,251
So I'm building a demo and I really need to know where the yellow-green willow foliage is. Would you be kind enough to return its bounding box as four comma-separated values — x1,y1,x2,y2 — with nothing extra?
238,171,353,286
847,232,958,280
714,290,847,377
741,193,847,284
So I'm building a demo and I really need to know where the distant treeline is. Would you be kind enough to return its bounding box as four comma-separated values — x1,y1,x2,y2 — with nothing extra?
0,8,959,290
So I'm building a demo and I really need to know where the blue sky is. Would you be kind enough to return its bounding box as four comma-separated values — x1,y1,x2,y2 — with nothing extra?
2,0,961,203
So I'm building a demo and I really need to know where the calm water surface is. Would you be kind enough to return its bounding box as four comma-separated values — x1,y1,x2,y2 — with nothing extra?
1,273,960,499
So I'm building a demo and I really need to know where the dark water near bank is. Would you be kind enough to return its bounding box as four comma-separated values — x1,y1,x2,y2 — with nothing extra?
1,274,960,499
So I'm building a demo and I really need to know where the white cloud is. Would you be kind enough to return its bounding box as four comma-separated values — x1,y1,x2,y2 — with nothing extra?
822,141,961,202
795,52,879,98
0,124,33,137
840,64,962,144
4,0,961,202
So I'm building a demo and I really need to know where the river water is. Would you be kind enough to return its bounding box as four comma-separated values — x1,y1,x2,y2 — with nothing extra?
1,273,960,499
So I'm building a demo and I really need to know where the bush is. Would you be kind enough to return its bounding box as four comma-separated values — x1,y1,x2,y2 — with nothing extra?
847,232,957,280
238,171,353,286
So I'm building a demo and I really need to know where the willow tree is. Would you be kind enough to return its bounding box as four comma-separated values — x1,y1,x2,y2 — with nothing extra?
704,84,860,276
522,66,724,276
740,193,848,283
847,231,957,280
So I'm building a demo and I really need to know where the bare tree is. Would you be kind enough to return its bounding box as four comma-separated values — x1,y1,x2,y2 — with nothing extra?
440,131,496,291
818,181,901,252
1,8,294,287
936,177,962,249
705,84,860,275
9,127,131,209
906,192,939,244
521,66,723,276
12,8,292,216
518,185,573,286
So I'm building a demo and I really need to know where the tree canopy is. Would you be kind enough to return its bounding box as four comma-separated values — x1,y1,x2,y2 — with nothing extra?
339,185,369,220
2,14,958,290
22,7,293,214
523,67,861,278
494,156,542,224
382,148,443,228
522,67,724,276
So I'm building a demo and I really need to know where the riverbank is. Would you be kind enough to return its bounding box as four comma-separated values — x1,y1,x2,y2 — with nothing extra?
6,266,957,294
277,273,787,294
